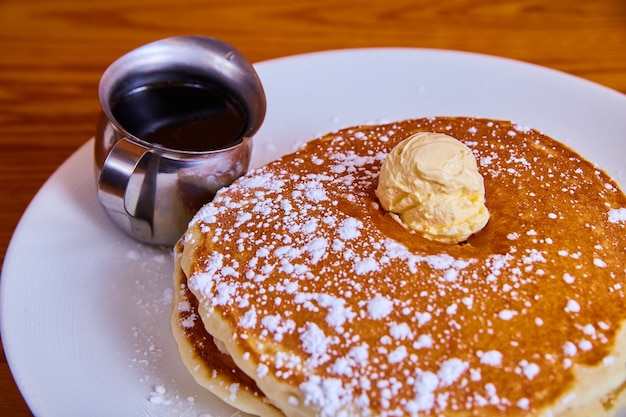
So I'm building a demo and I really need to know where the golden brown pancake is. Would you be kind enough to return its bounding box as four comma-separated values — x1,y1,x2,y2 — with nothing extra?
172,117,626,416
171,238,285,416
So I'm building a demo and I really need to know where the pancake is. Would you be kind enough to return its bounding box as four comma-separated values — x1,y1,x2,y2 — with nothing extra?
171,238,285,416
171,117,626,416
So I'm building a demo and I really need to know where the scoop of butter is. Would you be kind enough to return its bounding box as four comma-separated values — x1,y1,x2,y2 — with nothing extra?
375,132,489,244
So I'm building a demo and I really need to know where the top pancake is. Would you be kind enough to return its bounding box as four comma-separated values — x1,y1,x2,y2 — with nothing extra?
176,117,626,416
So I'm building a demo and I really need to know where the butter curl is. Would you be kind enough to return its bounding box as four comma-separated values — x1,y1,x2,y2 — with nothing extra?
375,132,489,244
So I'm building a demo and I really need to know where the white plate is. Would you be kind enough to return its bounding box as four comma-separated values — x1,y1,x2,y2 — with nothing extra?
1,48,625,417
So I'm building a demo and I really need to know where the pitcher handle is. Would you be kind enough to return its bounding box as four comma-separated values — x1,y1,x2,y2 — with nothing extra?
97,138,153,241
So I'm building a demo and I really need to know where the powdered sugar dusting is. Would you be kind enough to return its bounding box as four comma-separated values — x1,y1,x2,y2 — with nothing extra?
114,242,224,415
184,118,626,416
367,294,394,319
608,207,626,223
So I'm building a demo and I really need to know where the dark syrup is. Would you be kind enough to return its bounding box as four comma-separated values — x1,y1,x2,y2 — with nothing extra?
111,82,248,152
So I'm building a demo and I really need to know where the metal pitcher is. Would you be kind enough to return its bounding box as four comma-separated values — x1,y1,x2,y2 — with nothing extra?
95,36,266,246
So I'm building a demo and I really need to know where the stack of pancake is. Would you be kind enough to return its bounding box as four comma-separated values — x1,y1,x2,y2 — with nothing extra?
171,117,626,416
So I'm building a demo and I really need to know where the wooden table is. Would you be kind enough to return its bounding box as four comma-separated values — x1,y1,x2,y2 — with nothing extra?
1,0,625,415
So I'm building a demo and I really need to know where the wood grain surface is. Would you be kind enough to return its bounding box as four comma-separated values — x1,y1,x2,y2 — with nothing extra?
1,0,625,415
